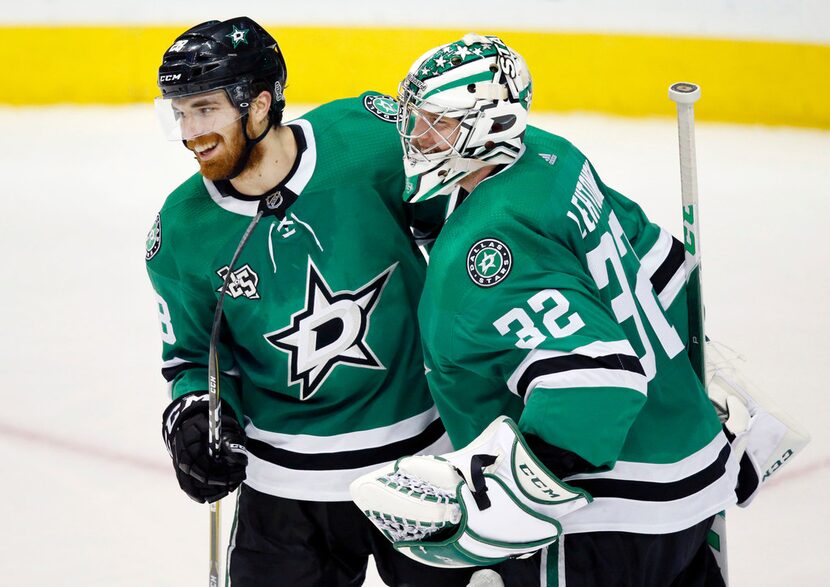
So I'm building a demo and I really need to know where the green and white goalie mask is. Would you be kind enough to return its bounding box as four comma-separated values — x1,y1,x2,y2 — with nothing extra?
397,33,532,206
155,86,248,141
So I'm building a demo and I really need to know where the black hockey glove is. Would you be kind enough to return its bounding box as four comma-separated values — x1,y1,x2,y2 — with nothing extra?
162,392,248,504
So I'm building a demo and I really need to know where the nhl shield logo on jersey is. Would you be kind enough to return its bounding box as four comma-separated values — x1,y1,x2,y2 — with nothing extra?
145,214,162,261
263,258,396,400
467,238,512,287
216,264,260,299
363,94,399,122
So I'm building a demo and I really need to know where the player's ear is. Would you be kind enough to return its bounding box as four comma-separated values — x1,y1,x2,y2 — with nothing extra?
250,90,272,125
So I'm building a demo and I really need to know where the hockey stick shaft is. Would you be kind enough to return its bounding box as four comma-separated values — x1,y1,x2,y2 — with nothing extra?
206,210,264,587
208,500,221,587
669,82,728,585
669,82,706,382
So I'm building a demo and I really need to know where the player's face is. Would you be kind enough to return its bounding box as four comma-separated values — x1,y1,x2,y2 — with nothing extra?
171,90,242,141
409,109,463,155
173,91,252,180
185,121,249,181
170,90,241,141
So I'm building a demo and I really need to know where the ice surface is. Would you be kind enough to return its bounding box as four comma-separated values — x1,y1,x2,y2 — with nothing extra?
0,104,826,585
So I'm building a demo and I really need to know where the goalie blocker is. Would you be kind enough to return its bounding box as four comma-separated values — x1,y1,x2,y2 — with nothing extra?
705,341,811,507
350,416,590,568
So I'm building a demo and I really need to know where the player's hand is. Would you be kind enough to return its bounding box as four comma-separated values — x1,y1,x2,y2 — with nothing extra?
162,392,248,503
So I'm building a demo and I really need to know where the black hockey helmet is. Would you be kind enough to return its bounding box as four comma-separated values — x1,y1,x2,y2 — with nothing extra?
158,17,287,125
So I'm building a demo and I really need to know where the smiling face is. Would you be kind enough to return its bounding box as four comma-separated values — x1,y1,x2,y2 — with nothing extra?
186,123,250,181
169,90,261,181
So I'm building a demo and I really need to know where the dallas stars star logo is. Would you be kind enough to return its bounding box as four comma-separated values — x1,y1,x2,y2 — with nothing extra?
225,25,250,48
264,258,396,400
467,238,512,288
363,94,399,122
145,213,161,260
477,250,498,274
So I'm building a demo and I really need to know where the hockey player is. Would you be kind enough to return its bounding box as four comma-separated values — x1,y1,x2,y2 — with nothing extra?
147,17,480,587
351,35,742,586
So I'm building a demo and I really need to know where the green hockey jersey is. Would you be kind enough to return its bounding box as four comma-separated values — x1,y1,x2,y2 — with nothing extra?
146,93,451,501
419,126,738,534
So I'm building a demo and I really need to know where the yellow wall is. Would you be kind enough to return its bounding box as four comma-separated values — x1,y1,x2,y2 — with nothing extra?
6,26,829,128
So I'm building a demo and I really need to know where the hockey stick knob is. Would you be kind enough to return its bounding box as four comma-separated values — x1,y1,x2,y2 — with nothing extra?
669,82,701,104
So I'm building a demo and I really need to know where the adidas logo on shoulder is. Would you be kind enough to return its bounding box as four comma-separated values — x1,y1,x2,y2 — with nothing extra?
539,153,557,165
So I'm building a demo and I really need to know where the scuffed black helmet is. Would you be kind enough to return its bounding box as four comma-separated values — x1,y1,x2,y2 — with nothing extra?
158,17,287,123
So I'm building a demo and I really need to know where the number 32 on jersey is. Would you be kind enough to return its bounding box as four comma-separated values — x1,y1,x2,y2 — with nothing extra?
493,212,684,382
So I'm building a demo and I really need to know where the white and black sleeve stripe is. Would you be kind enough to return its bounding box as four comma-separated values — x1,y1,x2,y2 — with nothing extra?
506,340,647,402
639,229,685,310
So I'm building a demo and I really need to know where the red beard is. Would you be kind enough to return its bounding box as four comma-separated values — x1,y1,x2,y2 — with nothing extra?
186,120,264,181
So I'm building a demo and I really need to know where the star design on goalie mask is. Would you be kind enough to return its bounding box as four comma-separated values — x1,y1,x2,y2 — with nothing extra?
435,56,447,68
454,45,471,59
264,258,396,400
472,47,483,56
225,25,250,48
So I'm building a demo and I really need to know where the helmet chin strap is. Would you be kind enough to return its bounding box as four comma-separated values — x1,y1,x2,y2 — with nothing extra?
224,112,273,180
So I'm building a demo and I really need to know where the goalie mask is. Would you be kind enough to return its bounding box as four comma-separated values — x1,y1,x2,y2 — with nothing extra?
398,34,532,205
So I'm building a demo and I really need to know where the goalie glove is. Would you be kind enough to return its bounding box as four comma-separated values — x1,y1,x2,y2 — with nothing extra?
350,416,591,568
706,341,811,507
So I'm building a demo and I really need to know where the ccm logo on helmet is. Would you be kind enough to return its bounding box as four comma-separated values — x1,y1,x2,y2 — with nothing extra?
159,74,182,83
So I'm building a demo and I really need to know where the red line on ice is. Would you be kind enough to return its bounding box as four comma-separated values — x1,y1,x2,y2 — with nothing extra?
0,420,169,475
1,420,824,488
763,455,830,489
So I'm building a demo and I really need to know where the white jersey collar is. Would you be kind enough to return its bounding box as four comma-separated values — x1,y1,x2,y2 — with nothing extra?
203,118,318,217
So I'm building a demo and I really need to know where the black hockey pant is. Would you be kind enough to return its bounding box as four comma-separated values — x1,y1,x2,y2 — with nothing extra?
226,483,475,587
491,515,726,587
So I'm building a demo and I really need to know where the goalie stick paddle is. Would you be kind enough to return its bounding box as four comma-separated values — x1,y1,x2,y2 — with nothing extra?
669,82,729,585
